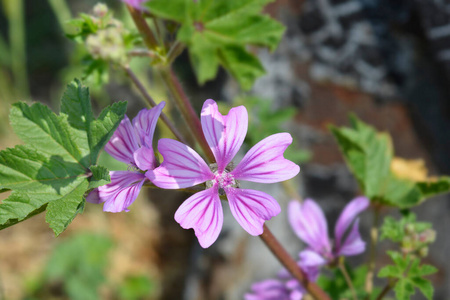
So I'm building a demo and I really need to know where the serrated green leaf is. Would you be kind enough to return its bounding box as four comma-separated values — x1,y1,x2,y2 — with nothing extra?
88,165,110,189
394,279,415,300
148,0,284,89
330,115,393,199
330,115,450,208
10,102,85,165
378,265,401,278
219,45,265,90
61,79,127,167
46,180,89,236
0,79,126,235
411,277,434,300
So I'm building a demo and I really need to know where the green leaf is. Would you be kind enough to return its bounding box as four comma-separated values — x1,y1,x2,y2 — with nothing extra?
394,279,415,300
88,165,110,189
410,277,434,300
148,0,284,89
329,115,393,199
45,180,89,236
330,115,450,208
0,79,126,235
61,79,127,167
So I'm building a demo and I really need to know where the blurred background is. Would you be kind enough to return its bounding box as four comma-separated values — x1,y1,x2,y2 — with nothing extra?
0,0,449,299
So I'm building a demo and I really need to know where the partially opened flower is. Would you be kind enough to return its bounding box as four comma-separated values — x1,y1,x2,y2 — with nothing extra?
87,102,165,212
288,196,369,268
147,99,300,248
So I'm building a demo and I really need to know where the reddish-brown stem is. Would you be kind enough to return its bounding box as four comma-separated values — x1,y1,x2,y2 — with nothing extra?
123,65,188,145
127,4,158,50
259,224,331,300
159,68,215,163
127,6,215,163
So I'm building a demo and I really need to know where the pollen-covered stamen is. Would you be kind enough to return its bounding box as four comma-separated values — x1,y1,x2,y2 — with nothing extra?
206,162,240,194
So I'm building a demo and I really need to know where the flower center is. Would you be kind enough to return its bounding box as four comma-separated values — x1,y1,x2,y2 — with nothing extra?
206,163,239,195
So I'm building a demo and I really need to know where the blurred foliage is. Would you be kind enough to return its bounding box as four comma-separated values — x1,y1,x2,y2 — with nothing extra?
146,0,285,90
318,265,379,300
230,96,311,163
378,251,437,300
330,115,450,208
24,232,156,300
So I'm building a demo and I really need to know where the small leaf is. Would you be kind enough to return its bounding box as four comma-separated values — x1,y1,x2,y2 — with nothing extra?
88,165,111,189
394,279,415,300
411,277,434,300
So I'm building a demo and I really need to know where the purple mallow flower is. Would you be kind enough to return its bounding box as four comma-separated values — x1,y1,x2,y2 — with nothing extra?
147,99,300,248
288,196,369,267
122,0,148,10
245,253,319,300
87,102,165,212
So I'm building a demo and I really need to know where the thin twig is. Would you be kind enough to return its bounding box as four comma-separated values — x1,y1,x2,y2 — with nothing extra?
365,205,381,296
126,4,158,50
338,257,358,300
166,41,185,65
259,224,331,300
124,65,188,144
159,67,215,163
375,279,396,300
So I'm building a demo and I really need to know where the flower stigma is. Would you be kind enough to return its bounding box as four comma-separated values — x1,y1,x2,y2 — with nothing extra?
206,163,240,195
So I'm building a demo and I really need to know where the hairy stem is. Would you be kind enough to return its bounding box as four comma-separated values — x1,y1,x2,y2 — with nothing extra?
127,7,215,163
259,224,331,300
365,205,381,296
127,4,158,50
338,257,357,300
124,65,188,144
159,67,215,163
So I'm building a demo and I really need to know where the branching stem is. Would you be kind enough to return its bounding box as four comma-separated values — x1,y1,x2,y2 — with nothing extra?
123,65,188,145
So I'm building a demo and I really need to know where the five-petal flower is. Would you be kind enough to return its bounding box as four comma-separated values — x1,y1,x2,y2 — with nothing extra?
147,99,300,248
288,196,369,267
87,102,165,212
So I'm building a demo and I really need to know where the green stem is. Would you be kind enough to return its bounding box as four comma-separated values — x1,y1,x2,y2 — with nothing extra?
259,224,331,300
365,205,381,296
5,0,29,97
123,65,188,145
338,257,358,300
47,0,72,30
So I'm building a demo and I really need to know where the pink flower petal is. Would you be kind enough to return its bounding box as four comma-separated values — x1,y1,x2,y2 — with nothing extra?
97,171,146,213
201,99,248,172
132,102,165,149
298,249,327,281
104,115,140,165
245,279,290,300
147,139,214,188
174,187,223,248
288,199,331,255
334,196,369,251
226,188,281,236
231,133,300,183
133,146,156,171
122,0,148,9
336,218,366,257
86,188,102,204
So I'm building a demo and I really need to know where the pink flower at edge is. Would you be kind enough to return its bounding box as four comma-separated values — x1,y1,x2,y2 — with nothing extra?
288,196,369,268
147,99,300,248
122,0,149,10
86,102,165,212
